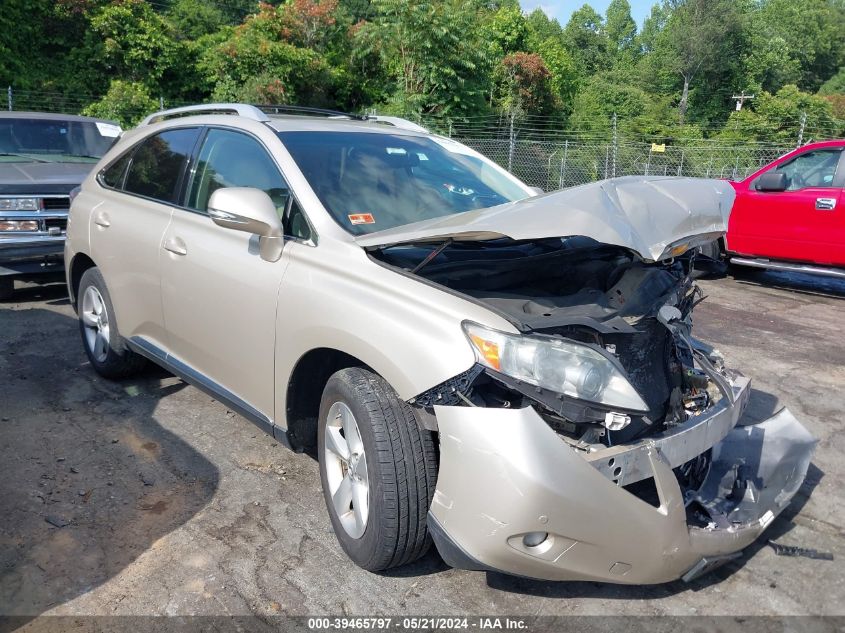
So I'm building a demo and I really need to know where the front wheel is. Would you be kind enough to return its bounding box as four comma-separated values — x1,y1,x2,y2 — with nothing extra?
77,267,146,379
318,368,437,571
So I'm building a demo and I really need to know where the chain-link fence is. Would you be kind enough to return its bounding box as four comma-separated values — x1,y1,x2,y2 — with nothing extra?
456,137,792,191
3,86,798,190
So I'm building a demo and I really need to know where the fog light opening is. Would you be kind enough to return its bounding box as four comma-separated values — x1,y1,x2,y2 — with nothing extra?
522,531,549,548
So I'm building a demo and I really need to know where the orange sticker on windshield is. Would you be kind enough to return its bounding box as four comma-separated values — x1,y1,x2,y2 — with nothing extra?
348,213,375,225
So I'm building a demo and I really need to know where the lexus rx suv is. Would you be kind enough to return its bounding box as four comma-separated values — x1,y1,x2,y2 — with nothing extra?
65,104,815,584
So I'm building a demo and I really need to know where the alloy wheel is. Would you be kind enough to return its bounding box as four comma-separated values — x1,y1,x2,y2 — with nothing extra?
323,401,370,539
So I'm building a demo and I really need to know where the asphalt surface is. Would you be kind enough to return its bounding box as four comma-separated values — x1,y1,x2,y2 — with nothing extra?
1,267,843,621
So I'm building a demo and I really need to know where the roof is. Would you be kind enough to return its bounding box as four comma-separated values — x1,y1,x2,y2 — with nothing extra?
0,111,118,125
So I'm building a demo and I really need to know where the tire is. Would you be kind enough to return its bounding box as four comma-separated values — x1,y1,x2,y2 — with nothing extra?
77,267,146,379
697,239,722,261
0,277,13,301
318,367,438,571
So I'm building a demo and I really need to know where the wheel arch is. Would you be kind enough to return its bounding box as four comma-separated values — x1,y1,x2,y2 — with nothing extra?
284,347,369,451
68,252,97,309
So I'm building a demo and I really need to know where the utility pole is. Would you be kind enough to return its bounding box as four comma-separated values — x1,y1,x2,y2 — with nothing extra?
7,86,11,112
732,92,755,111
797,111,807,147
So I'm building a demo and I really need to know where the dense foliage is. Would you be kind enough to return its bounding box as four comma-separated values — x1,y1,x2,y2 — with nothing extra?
1,0,843,141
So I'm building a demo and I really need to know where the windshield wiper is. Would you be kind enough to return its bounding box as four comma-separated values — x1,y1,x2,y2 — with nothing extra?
0,152,53,163
410,239,453,274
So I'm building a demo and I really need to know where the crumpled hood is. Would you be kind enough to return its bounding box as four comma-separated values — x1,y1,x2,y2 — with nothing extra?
0,161,96,194
355,176,736,262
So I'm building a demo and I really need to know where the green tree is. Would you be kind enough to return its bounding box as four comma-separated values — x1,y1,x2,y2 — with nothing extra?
167,0,226,40
525,8,563,46
716,85,841,143
81,79,158,127
485,5,529,56
199,3,343,107
819,67,845,95
746,0,845,93
534,38,578,115
356,0,492,118
562,5,611,77
87,0,179,87
605,0,637,57
651,0,747,124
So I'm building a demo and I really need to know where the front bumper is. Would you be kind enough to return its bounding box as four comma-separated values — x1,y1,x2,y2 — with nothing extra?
429,373,816,584
0,235,65,277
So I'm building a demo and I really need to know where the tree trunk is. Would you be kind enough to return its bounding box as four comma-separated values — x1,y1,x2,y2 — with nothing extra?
678,75,690,125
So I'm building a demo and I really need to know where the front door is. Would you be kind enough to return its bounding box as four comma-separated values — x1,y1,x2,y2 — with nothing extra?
730,147,845,265
159,127,298,421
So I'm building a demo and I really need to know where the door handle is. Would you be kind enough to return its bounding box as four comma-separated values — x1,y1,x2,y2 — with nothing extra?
163,236,188,256
816,197,837,211
93,211,110,228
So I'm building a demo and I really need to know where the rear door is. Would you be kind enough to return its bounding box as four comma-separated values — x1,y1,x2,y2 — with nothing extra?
90,127,201,348
729,146,845,265
159,127,305,421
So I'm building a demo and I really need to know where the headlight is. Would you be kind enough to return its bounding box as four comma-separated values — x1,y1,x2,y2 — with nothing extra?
0,197,39,211
463,321,648,412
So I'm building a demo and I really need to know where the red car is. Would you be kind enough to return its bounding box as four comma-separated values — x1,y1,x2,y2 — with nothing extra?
705,140,845,278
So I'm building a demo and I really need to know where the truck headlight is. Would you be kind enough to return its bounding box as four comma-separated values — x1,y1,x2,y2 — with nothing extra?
0,197,39,211
463,321,648,412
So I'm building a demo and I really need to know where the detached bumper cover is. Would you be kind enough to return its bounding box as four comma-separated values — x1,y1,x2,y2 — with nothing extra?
430,379,816,584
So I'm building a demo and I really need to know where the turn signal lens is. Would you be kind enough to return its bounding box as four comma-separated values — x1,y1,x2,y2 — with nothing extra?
468,334,501,370
0,220,39,232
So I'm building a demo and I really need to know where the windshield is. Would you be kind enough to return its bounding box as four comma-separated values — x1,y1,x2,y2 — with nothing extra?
0,118,119,162
278,131,529,234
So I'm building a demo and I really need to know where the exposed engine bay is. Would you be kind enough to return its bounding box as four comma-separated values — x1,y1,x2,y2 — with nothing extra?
373,236,724,447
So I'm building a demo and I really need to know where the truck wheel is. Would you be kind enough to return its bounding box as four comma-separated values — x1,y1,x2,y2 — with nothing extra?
697,240,722,261
77,267,146,379
318,367,437,571
0,278,13,301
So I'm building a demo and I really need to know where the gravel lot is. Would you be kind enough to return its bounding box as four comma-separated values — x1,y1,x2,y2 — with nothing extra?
1,268,843,622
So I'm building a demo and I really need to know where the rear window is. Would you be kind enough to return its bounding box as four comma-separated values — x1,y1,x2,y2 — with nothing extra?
123,128,200,204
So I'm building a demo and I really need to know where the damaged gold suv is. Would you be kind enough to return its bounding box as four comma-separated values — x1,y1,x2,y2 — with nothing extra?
65,104,816,583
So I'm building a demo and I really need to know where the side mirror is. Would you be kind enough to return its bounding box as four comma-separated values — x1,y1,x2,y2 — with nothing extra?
757,171,788,192
208,187,284,262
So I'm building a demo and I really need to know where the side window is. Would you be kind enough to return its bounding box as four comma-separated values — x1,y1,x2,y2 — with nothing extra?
186,128,311,240
100,151,133,189
770,149,841,191
124,128,200,203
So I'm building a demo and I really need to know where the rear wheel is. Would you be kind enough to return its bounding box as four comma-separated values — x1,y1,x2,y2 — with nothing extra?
77,267,146,379
318,368,437,571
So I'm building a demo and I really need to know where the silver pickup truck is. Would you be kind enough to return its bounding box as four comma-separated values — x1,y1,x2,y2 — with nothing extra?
0,112,120,299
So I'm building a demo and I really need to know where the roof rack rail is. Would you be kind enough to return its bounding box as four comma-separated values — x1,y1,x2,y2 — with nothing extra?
255,104,369,121
366,115,428,133
139,103,270,126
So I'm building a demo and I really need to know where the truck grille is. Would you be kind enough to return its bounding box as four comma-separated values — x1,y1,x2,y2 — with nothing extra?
42,196,70,211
